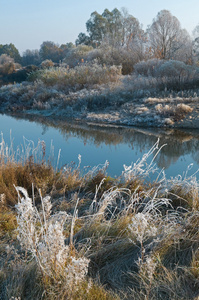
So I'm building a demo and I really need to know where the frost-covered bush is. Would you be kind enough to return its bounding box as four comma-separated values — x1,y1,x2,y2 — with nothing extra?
86,47,140,75
175,103,193,114
134,59,199,82
134,58,165,77
40,59,54,68
64,45,93,67
155,103,193,118
157,60,196,79
28,62,121,89
0,54,19,75
129,212,157,245
127,59,199,92
15,186,89,285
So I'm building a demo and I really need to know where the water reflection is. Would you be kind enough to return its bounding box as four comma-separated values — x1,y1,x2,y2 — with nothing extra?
1,113,199,178
28,116,199,170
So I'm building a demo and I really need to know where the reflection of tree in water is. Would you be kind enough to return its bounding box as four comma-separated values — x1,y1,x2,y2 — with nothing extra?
12,114,199,170
41,124,49,135
132,130,199,169
189,140,199,164
50,124,199,170
60,126,124,147
156,132,199,169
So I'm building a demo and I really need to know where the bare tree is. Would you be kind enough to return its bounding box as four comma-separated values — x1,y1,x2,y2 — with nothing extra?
193,24,199,64
172,29,193,63
120,8,145,54
147,10,191,61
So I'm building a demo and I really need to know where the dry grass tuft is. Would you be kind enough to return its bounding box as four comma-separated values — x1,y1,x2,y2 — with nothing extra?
1,140,199,299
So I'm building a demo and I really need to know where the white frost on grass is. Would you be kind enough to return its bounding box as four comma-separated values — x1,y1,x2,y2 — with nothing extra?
15,186,89,285
121,139,166,182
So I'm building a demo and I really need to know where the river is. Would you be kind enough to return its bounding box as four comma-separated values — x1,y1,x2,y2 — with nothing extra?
1,113,199,179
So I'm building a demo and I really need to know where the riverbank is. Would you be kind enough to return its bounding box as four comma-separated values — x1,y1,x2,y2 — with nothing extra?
1,138,199,299
1,75,199,129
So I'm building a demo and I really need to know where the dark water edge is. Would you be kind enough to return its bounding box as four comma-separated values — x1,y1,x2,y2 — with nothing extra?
1,112,199,179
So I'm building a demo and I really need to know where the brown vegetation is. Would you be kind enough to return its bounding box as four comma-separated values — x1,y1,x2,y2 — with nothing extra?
0,140,199,299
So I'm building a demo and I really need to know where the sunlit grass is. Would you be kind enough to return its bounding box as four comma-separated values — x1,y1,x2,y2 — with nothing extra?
1,138,199,299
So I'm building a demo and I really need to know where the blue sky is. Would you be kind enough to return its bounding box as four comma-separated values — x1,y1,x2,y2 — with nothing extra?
1,0,199,54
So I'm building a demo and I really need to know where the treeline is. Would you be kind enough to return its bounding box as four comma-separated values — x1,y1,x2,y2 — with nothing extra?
0,8,199,79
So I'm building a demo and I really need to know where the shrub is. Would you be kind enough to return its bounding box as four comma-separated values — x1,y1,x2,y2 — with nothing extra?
64,45,94,67
157,60,197,79
0,54,16,75
86,46,140,75
134,58,197,79
155,103,193,120
126,59,199,91
134,58,165,77
28,62,121,90
40,59,54,68
5,65,39,84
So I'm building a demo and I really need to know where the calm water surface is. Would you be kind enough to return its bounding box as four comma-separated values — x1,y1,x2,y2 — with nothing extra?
1,113,199,179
